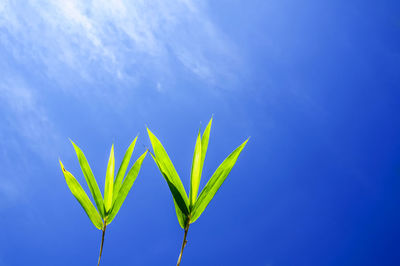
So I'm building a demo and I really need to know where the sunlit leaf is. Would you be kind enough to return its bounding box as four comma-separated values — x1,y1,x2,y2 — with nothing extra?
200,117,212,177
149,151,189,216
113,136,138,204
59,160,103,230
191,139,248,223
174,198,188,229
104,144,115,213
107,150,147,224
147,117,248,265
147,128,189,216
70,140,105,218
189,131,202,208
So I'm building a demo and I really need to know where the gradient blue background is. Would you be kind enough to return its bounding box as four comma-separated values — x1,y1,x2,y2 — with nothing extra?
1,1,400,265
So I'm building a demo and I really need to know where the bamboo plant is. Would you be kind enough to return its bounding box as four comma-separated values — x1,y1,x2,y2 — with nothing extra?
147,117,248,265
59,137,147,266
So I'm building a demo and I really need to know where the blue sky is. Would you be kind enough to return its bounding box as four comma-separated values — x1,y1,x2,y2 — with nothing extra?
1,0,400,265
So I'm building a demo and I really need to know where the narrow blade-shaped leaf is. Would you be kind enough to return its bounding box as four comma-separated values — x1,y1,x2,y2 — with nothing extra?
200,117,212,177
147,128,189,215
113,136,138,203
191,138,248,223
174,198,188,229
189,131,202,208
70,140,105,218
104,144,115,213
59,160,103,230
149,151,189,215
107,150,147,224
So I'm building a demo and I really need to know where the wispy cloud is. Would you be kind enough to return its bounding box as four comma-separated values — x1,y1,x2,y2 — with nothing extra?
0,0,237,165
0,0,238,204
0,0,237,87
0,75,60,204
0,75,59,157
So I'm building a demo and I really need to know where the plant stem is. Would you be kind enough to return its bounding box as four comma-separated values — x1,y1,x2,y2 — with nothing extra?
98,222,107,266
177,222,190,266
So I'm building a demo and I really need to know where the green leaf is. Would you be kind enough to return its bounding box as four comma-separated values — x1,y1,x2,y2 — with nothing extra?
59,160,103,230
104,144,115,213
191,138,248,223
147,128,189,215
200,117,212,178
174,198,188,229
107,150,147,224
189,131,202,208
70,140,105,218
149,151,189,216
113,136,138,204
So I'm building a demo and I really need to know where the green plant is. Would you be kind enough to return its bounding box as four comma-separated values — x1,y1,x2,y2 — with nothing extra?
147,117,248,265
59,137,147,266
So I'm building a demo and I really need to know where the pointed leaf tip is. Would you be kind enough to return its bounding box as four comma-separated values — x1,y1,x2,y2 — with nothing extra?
113,136,138,204
60,161,103,230
189,131,202,207
70,141,105,218
108,150,147,224
147,129,189,217
104,144,115,213
59,159,65,172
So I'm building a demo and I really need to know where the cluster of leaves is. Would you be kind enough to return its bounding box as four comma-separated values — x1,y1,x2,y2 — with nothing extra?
147,117,248,228
60,117,248,265
59,137,147,229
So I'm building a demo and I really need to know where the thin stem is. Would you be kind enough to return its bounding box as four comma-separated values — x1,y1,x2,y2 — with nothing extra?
98,222,107,266
177,222,190,266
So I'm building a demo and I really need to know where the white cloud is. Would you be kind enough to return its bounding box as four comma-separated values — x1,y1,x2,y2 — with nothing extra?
0,76,59,159
156,82,163,92
0,0,237,168
0,75,61,204
0,0,239,204
0,178,20,207
0,0,237,87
